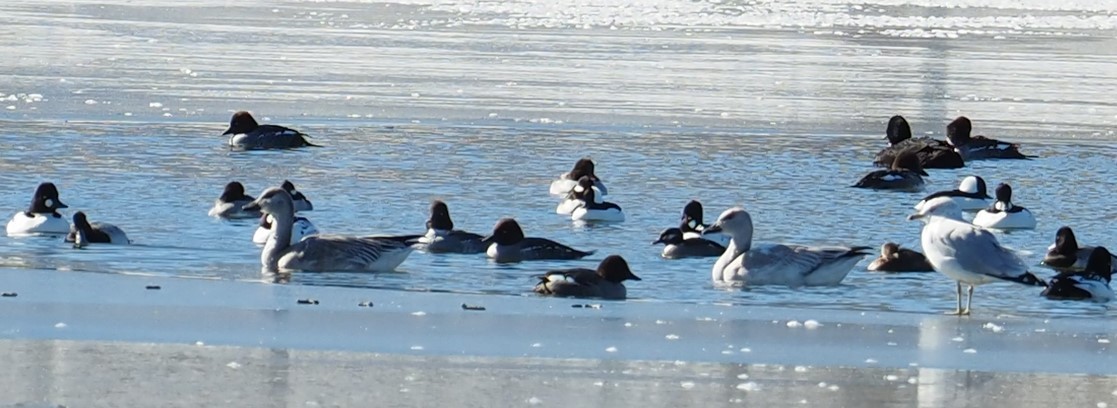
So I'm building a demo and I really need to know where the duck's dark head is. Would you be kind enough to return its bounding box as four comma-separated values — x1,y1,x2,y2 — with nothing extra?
29,182,67,213
71,211,92,231
427,200,454,231
994,182,1013,203
1087,246,1113,282
223,111,260,135
569,158,598,181
219,181,250,202
1053,226,1079,254
597,255,641,283
573,176,597,201
653,228,685,246
282,180,313,211
484,218,525,246
946,116,973,146
885,115,912,145
892,150,928,176
680,200,704,227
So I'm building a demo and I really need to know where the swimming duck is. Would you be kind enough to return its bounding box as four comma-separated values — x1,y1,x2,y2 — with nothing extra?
866,242,933,273
678,200,731,247
706,207,870,286
913,176,991,212
416,200,486,254
853,150,928,191
1042,247,1114,302
252,214,319,245
653,227,726,259
6,182,70,235
946,116,1029,160
972,183,1036,230
223,111,317,150
483,218,594,263
533,255,641,300
1042,226,1117,273
208,181,261,219
549,158,608,197
874,115,964,169
243,187,419,273
65,211,131,247
556,175,605,215
909,197,1046,315
281,180,314,212
570,176,624,222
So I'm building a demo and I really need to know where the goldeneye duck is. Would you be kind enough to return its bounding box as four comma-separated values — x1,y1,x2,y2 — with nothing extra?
913,175,991,212
252,214,320,245
946,116,1029,160
706,207,870,286
653,227,725,259
65,211,131,247
873,115,964,169
6,182,70,236
1042,226,1117,273
209,181,262,219
533,255,641,300
1043,246,1114,302
556,175,605,215
483,218,594,263
679,200,730,247
416,200,486,254
570,176,624,222
281,180,314,212
853,150,928,191
549,158,608,197
223,111,317,150
243,187,420,273
866,242,933,273
972,183,1036,230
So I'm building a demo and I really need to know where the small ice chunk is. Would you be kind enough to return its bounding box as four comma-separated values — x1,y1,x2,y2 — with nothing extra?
885,375,899,381
411,92,421,98
817,382,827,388
54,322,67,328
605,346,618,353
665,334,680,340
149,102,163,108
951,336,964,342
803,320,821,329
410,345,424,350
786,320,802,328
84,99,98,105
737,374,749,380
527,397,542,405
736,382,760,391
1099,338,1111,344
963,348,977,354
195,341,205,346
794,366,808,372
655,320,667,325
411,311,426,316
865,358,878,364
739,347,751,353
982,322,1004,333
827,385,840,391
226,362,241,369
680,381,695,390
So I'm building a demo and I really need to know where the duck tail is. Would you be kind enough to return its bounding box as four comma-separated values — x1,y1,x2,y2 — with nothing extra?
1006,271,1048,287
848,246,873,256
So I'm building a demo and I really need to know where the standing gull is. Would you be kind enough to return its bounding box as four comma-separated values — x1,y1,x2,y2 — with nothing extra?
908,197,1045,315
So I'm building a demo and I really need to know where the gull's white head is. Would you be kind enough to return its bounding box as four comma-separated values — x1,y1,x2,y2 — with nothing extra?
908,197,963,222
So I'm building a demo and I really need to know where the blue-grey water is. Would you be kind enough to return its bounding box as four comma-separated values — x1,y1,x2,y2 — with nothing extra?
3,0,1117,320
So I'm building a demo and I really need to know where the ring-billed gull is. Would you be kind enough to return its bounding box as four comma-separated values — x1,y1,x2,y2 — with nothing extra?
705,207,869,286
908,197,1046,315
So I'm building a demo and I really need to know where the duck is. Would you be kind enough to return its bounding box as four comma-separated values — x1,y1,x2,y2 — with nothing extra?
251,180,317,244
853,150,928,191
416,200,486,254
972,183,1036,230
653,227,726,259
208,181,261,219
549,158,608,197
1042,226,1117,273
706,207,870,286
533,255,641,300
252,214,319,245
65,211,131,247
483,218,594,263
678,200,731,247
873,115,964,169
1042,246,1114,302
570,176,625,222
223,111,317,150
945,116,1029,160
913,176,991,212
556,176,604,215
6,182,70,236
243,187,419,273
908,197,1046,315
866,242,933,273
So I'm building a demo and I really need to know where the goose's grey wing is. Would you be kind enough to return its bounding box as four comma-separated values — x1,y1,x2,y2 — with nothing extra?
287,235,412,271
930,222,1029,279
735,244,825,281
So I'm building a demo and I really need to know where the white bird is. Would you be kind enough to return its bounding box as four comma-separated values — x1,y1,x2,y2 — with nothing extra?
972,183,1036,230
706,207,869,287
6,182,70,235
908,197,1046,315
243,187,418,273
913,175,991,212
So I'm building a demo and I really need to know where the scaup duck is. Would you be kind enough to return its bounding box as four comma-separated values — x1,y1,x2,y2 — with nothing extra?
209,181,261,219
1043,246,1113,302
874,115,964,169
946,116,1029,160
416,200,486,254
1042,226,1117,273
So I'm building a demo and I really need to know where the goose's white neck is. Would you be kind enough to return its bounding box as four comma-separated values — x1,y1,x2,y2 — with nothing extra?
262,208,295,273
712,231,751,281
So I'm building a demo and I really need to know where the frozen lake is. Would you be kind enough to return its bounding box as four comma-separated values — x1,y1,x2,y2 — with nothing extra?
3,0,1117,401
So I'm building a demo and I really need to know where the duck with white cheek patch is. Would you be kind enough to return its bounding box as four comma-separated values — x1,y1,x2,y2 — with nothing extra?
6,182,70,236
